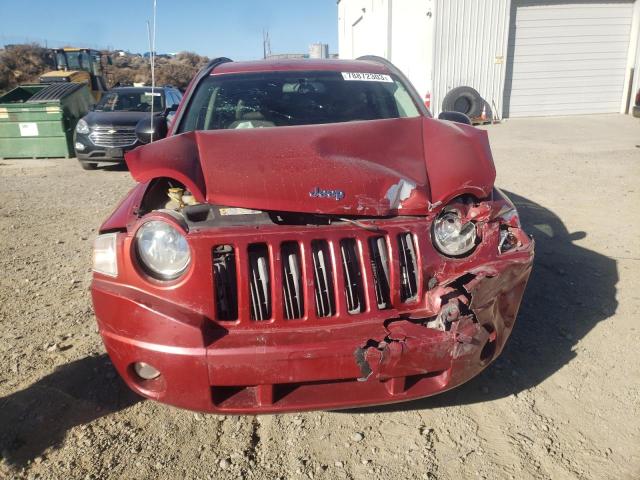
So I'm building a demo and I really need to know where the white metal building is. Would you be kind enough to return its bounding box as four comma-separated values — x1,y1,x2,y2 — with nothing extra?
338,0,640,118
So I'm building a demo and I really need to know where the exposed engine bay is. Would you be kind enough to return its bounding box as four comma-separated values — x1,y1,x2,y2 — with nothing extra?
140,177,409,228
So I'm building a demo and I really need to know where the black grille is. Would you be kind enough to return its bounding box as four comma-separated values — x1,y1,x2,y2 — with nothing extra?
249,244,271,321
281,242,304,319
398,233,419,302
340,239,366,314
311,240,335,317
369,236,391,309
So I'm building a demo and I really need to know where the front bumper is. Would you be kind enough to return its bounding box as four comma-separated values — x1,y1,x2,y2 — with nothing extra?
92,214,534,414
633,105,640,118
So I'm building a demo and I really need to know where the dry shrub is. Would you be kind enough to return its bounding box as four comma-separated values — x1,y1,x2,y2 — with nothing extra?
0,44,211,93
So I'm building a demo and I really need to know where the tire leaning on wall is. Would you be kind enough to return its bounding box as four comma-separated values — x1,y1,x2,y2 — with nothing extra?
442,86,484,118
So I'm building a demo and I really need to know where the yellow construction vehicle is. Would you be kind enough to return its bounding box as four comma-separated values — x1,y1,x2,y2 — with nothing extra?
40,47,111,101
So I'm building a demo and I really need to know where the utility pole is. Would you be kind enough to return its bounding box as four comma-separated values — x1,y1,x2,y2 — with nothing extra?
263,30,271,60
147,0,157,142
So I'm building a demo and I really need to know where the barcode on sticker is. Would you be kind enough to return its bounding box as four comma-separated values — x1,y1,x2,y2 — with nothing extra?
341,72,393,82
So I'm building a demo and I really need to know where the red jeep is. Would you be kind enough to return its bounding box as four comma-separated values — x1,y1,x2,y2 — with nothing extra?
91,56,534,413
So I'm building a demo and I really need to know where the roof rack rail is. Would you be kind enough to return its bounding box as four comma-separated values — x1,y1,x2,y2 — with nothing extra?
356,55,431,117
205,57,233,71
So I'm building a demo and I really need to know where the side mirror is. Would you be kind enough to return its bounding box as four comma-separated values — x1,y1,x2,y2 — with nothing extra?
135,115,168,144
163,104,179,116
438,111,472,125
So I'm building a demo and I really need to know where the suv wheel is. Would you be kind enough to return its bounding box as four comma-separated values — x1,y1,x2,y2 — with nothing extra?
80,162,98,171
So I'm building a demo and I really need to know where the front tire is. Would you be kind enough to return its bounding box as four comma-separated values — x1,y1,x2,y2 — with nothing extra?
80,162,97,170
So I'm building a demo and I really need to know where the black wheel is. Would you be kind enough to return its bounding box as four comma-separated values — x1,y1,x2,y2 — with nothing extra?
80,162,97,170
442,86,484,118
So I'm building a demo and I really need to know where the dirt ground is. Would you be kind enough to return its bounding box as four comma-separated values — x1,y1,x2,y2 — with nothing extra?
0,114,638,480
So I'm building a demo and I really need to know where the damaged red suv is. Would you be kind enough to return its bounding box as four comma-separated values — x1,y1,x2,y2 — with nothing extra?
91,56,534,413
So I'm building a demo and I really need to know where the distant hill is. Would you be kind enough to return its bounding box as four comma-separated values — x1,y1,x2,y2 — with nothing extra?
110,50,210,90
0,44,210,94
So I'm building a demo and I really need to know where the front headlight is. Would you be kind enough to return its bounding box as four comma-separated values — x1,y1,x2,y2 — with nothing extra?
76,118,90,134
135,220,191,280
432,208,477,257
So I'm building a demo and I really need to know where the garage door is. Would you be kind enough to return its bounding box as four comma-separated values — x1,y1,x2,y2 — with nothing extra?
504,1,634,117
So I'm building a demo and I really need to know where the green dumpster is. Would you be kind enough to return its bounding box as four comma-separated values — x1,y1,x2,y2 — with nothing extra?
0,82,93,159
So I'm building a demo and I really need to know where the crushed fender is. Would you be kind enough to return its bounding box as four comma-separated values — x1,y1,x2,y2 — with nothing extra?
354,274,482,381
353,250,530,383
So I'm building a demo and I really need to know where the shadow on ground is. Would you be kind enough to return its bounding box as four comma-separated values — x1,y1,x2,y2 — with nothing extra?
346,190,618,413
0,354,140,467
100,162,128,172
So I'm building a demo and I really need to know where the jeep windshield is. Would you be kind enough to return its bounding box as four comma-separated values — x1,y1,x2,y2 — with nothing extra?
95,91,164,112
177,71,420,132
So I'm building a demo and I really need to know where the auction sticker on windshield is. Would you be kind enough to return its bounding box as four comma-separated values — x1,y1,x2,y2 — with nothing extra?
341,72,393,82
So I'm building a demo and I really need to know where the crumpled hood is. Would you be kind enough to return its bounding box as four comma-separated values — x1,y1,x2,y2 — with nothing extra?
126,116,495,217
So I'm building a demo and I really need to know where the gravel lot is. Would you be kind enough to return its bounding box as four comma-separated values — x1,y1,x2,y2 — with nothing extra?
1,114,638,480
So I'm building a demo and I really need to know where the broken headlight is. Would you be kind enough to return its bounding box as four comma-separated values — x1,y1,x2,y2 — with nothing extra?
432,208,477,257
135,220,191,280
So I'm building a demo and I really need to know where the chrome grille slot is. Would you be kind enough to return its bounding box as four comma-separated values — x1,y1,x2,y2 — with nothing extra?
340,239,366,314
369,236,391,309
212,245,238,320
88,125,137,148
281,242,304,319
311,240,335,317
248,244,271,321
398,233,419,302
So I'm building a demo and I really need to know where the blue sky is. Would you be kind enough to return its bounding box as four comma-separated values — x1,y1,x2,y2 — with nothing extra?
0,0,338,60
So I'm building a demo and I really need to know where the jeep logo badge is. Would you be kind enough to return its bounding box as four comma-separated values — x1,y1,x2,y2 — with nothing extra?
309,187,345,201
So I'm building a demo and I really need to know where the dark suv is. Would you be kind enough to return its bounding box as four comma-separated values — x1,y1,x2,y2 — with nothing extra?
74,86,182,170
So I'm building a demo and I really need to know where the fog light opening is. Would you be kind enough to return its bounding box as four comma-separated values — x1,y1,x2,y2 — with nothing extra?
74,142,85,151
133,361,161,380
